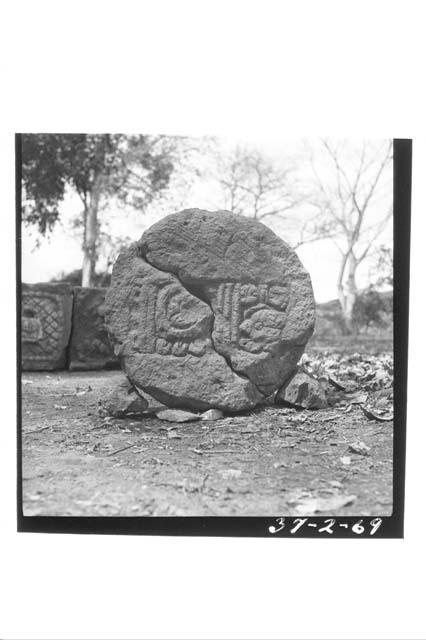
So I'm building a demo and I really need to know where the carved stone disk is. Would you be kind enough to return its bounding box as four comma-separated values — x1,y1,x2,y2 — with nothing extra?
104,209,316,411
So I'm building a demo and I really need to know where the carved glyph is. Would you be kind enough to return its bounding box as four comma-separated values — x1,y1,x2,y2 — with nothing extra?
117,276,211,358
211,282,291,354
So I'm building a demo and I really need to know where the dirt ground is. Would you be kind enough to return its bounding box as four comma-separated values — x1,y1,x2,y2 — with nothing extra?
21,364,393,517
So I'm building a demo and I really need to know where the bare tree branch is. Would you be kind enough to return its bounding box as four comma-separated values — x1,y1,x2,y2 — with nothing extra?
308,139,392,332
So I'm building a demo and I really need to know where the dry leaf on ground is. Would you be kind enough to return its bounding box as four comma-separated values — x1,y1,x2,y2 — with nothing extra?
360,405,393,422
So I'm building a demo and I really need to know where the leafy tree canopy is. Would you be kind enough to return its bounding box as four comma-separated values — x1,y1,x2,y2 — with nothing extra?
21,133,175,234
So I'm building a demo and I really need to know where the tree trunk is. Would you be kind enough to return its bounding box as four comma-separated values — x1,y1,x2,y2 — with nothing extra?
82,175,102,287
337,251,350,334
344,252,358,333
337,251,358,334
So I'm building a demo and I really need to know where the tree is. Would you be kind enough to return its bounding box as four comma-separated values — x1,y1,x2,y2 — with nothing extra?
307,139,393,333
352,287,392,333
369,244,393,288
213,144,304,222
21,134,174,286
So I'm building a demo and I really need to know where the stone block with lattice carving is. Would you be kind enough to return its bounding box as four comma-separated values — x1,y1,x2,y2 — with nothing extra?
21,283,73,370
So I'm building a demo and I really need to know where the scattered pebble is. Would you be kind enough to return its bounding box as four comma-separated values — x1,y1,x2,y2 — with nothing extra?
220,469,242,479
293,494,357,515
201,409,224,421
348,441,371,456
156,409,200,423
167,430,182,439
273,461,288,469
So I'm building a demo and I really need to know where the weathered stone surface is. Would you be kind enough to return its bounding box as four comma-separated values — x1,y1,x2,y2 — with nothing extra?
21,283,73,370
99,378,148,417
105,245,262,411
105,209,315,411
69,287,119,371
276,371,328,409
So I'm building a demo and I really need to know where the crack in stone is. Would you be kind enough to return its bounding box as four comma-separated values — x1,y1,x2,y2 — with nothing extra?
138,244,267,396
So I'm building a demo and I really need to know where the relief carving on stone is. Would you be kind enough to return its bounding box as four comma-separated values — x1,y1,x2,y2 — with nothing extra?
21,292,64,359
129,279,291,359
212,282,291,354
129,280,211,358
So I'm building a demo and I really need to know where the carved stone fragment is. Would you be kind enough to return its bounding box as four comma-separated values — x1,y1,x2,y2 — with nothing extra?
21,283,73,370
105,209,316,411
69,287,119,371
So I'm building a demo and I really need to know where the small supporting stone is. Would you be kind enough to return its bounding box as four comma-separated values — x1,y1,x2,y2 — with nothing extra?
99,379,148,418
276,370,328,409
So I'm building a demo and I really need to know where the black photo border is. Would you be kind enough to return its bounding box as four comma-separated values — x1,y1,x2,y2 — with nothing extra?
16,136,411,538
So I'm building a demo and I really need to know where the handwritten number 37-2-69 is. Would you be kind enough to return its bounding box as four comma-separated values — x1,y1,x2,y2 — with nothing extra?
268,518,383,535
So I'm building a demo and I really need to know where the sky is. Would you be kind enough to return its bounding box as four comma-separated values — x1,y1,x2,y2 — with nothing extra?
21,136,393,304
22,215,356,303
